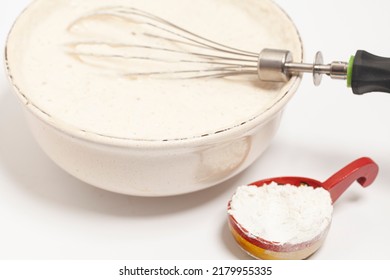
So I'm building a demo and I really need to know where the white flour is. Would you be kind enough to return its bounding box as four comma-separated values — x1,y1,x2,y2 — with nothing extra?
229,182,333,244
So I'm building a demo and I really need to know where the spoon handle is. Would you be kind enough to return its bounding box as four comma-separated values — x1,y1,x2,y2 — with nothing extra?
322,157,379,203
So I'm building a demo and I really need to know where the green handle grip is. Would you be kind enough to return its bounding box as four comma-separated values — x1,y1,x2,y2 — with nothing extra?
349,50,390,95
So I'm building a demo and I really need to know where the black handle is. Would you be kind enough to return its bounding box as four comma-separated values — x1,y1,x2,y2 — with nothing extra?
351,50,390,95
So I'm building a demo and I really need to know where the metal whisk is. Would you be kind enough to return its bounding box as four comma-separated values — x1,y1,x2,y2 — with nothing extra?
68,7,372,89
67,7,263,79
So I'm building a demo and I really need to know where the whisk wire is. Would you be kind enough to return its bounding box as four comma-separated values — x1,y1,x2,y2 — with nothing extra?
112,7,258,57
67,6,260,79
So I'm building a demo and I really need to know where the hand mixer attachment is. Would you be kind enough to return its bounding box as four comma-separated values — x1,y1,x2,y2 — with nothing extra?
67,6,390,94
67,7,260,79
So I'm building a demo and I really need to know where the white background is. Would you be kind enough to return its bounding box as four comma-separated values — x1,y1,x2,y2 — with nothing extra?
0,0,389,260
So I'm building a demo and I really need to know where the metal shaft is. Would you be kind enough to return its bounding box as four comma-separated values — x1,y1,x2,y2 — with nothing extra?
258,49,348,86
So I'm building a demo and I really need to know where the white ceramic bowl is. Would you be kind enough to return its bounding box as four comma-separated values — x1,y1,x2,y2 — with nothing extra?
5,0,303,196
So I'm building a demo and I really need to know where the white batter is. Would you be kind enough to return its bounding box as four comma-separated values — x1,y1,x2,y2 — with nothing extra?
6,0,302,141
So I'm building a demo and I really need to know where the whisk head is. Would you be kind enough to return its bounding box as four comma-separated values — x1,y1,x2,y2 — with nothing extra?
66,6,259,80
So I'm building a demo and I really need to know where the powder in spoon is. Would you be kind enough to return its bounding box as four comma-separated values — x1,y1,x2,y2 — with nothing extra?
228,182,333,244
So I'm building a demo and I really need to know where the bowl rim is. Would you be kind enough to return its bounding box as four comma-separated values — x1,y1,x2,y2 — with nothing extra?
4,0,303,149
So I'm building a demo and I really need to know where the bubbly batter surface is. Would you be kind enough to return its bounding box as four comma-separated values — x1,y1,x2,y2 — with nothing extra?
7,0,302,141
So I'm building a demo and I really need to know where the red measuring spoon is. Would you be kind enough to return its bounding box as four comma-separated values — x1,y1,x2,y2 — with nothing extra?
228,157,379,260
